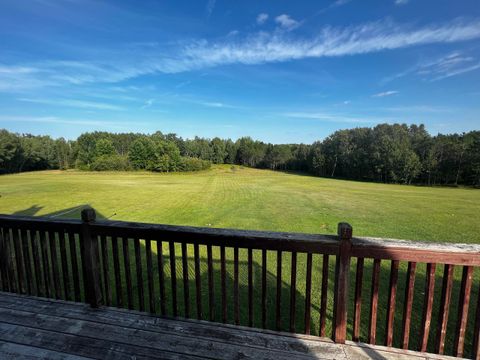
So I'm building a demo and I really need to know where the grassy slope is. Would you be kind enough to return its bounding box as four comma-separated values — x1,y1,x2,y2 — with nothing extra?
1,166,479,356
0,165,478,242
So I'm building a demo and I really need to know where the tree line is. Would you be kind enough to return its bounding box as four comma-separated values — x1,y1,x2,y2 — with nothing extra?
1,123,479,186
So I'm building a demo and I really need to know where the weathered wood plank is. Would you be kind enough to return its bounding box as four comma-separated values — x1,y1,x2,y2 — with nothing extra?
39,230,51,298
31,230,44,297
401,262,416,350
435,264,454,355
385,260,399,347
12,228,25,294
100,235,111,306
20,229,33,296
419,263,436,352
0,340,92,360
453,265,473,357
368,259,381,345
353,257,364,342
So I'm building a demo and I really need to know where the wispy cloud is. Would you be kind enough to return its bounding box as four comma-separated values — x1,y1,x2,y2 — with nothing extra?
274,14,300,31
384,51,480,83
395,0,409,5
141,99,154,109
1,18,480,92
316,0,351,15
18,97,124,111
256,13,269,25
280,111,386,124
0,115,130,128
206,0,216,17
372,90,399,97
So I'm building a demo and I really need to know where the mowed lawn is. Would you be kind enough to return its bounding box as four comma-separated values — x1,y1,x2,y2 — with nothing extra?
0,165,478,242
1,166,479,357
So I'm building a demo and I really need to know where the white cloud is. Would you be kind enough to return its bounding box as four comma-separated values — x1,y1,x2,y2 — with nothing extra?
257,13,269,25
0,115,129,128
385,51,480,83
395,0,409,5
275,14,300,31
372,90,399,97
280,111,386,124
18,97,124,111
2,18,480,92
141,99,154,109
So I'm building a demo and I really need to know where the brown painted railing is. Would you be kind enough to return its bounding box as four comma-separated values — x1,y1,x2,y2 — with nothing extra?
1,209,480,358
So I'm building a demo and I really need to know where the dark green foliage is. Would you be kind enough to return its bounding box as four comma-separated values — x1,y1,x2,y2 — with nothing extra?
0,124,479,185
91,155,131,171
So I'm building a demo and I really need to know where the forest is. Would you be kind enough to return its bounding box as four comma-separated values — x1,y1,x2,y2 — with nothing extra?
0,123,479,186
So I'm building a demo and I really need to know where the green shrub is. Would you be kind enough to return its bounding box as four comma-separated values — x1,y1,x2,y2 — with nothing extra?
91,155,131,171
179,157,211,172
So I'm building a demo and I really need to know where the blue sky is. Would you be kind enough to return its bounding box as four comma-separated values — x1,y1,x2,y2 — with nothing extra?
0,0,479,143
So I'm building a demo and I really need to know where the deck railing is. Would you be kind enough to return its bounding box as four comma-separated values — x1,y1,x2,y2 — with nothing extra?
1,208,480,359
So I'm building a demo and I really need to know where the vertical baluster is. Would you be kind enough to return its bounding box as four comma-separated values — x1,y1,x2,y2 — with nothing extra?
59,231,70,300
385,260,399,347
194,243,202,320
12,228,25,294
207,244,214,321
248,248,253,327
473,283,480,360
369,259,381,344
402,262,417,349
181,242,189,318
353,257,364,342
32,229,44,297
134,238,145,312
123,237,133,310
0,228,8,292
262,249,267,329
20,229,33,295
39,230,51,298
419,263,436,352
100,235,111,306
68,232,81,302
304,253,313,335
234,246,239,325
290,252,297,333
276,250,283,331
220,245,227,323
453,266,473,357
111,236,123,307
435,264,454,354
48,231,61,299
5,228,17,293
157,241,166,315
145,239,155,313
169,241,177,317
319,254,329,337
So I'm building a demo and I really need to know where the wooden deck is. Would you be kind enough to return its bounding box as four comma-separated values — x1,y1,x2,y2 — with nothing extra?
0,292,461,360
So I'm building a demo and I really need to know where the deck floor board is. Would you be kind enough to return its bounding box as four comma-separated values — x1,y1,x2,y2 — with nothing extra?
0,292,460,360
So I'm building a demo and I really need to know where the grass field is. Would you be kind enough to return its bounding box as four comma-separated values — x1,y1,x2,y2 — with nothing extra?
0,165,479,242
1,165,479,356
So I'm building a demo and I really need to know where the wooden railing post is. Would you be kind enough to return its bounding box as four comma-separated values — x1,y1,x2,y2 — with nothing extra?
81,208,103,308
333,222,352,344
